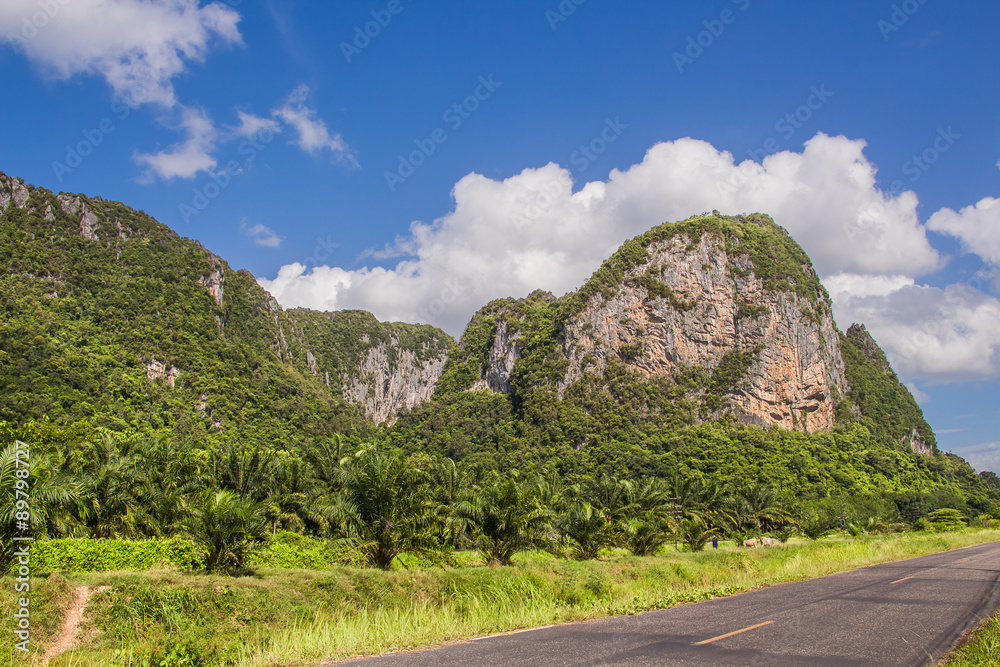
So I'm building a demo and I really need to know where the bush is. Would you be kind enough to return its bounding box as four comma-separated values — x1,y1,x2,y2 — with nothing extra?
925,508,967,532
33,538,204,572
249,531,359,569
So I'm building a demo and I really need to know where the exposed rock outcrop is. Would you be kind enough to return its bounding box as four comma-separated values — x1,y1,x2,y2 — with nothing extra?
470,320,521,393
199,255,225,307
560,234,847,432
146,358,181,388
343,339,448,424
469,221,848,434
0,175,30,211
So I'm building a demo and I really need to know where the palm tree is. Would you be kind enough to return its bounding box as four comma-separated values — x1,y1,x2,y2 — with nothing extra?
558,500,614,560
455,475,551,565
724,484,793,537
0,441,81,571
623,512,674,556
329,445,438,570
75,430,150,538
676,517,716,552
181,490,267,572
621,477,676,556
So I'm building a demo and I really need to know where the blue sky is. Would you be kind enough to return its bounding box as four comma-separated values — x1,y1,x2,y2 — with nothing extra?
1,1,998,471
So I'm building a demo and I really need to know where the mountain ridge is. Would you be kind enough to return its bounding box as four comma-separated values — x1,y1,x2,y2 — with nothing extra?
0,172,938,457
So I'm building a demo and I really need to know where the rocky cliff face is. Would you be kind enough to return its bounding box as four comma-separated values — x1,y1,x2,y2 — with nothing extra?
286,309,453,425
460,214,850,434
344,340,448,424
558,233,847,432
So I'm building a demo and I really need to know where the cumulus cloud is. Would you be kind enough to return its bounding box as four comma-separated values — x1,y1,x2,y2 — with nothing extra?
134,106,217,181
904,382,930,404
271,85,355,163
831,281,1000,382
958,441,1000,474
927,197,1000,266
261,133,950,337
0,0,242,107
241,219,283,248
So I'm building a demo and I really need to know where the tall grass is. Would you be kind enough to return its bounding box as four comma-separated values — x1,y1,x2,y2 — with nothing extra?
946,612,1000,666
2,530,996,667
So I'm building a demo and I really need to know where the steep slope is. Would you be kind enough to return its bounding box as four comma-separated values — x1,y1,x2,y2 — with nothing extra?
438,213,848,433
0,173,452,443
840,323,935,455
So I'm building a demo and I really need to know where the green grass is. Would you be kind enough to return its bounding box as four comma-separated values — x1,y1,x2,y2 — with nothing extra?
1,530,998,667
946,611,1000,666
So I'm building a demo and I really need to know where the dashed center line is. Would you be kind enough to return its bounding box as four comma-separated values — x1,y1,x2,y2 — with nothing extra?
692,621,774,646
890,576,915,584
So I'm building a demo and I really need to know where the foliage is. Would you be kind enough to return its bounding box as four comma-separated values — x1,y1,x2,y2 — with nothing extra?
839,324,936,450
455,474,551,565
180,491,267,573
32,537,205,572
331,445,439,569
676,517,715,552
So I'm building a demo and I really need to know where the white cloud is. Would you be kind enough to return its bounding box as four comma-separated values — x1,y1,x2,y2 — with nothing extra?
927,197,1000,267
271,85,355,164
957,441,1000,474
904,382,930,404
0,0,242,108
241,219,283,248
134,106,217,181
824,273,915,301
832,282,1000,382
232,111,282,138
261,133,951,337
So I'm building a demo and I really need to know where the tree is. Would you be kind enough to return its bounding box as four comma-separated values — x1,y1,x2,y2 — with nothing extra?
455,475,550,565
676,517,715,552
181,490,267,572
330,445,438,570
558,500,614,560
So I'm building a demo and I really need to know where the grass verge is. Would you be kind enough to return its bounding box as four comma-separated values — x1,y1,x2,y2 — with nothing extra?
1,530,998,666
945,611,1000,666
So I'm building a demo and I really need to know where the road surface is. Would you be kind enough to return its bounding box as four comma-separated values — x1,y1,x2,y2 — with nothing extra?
332,540,1000,666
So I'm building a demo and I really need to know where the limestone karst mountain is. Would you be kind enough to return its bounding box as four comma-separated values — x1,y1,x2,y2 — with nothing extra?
1,172,935,462
0,172,452,447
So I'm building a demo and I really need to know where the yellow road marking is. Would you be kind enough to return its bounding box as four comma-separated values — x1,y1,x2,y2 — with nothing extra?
692,621,774,646
890,576,914,584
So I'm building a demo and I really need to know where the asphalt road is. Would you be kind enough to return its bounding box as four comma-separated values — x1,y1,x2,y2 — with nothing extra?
332,540,1000,666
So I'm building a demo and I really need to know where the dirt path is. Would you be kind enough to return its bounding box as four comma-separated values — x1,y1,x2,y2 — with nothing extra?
42,585,108,663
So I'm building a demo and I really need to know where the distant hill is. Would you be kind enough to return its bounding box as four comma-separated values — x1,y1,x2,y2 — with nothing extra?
0,172,452,449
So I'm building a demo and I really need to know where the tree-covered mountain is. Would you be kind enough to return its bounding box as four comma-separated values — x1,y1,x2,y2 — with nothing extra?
1,172,995,512
0,172,452,449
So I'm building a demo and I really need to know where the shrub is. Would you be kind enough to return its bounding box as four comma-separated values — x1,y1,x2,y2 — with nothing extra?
33,537,204,572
